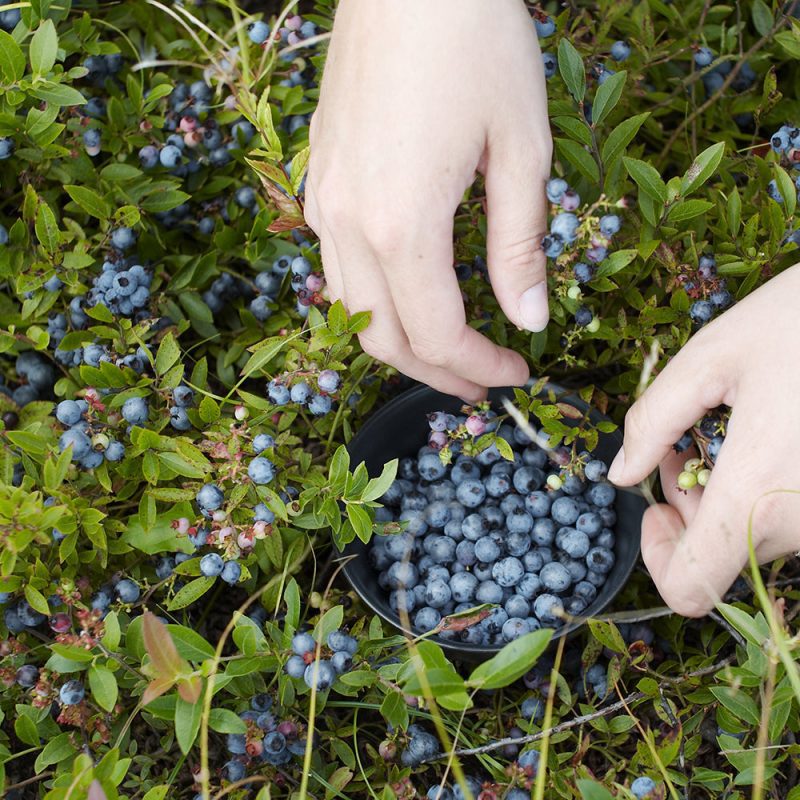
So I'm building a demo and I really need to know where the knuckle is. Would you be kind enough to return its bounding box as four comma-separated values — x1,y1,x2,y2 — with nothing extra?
362,215,410,254
407,329,461,368
747,488,783,538
358,332,394,364
658,572,711,618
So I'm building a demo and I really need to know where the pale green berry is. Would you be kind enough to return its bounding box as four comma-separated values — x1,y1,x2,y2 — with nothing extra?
697,468,712,487
677,471,697,490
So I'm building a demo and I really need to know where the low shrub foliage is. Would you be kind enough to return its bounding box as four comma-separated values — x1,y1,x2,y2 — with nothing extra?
1,0,800,798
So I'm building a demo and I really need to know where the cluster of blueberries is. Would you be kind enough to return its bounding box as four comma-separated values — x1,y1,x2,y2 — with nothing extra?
694,47,757,95
685,254,733,326
1,352,55,409
673,409,727,489
267,366,341,417
169,384,195,432
369,413,618,647
283,628,358,690
768,123,800,227
55,397,127,468
217,692,309,784
247,253,324,322
543,178,622,330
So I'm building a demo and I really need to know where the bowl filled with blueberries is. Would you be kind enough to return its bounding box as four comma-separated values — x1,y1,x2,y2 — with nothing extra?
339,381,647,660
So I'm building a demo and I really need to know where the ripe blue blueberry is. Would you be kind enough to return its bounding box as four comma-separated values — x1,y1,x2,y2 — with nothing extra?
425,579,451,608
534,15,555,37
475,580,504,605
285,654,307,678
304,660,336,690
694,47,714,67
55,399,83,426
630,777,657,799
573,261,594,284
414,606,442,631
610,40,631,61
599,214,621,237
308,393,332,415
550,212,579,242
196,483,224,511
586,546,614,574
248,456,275,484
492,556,524,588
200,553,224,577
115,579,140,603
249,21,272,48
121,396,148,425
173,385,194,407
542,52,556,78
533,593,564,623
59,679,85,705
220,561,242,585
327,629,358,654
292,632,316,656
502,617,531,641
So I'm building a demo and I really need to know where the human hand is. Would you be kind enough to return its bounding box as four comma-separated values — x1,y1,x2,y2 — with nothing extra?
304,0,553,404
608,264,800,617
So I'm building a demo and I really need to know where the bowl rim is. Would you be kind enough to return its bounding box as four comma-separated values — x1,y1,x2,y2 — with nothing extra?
337,381,645,659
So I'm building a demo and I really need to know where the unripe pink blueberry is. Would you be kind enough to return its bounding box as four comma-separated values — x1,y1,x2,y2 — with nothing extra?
49,613,71,633
285,14,302,30
212,510,227,523
176,517,190,534
305,273,323,291
184,131,203,148
218,525,235,541
428,431,447,450
278,720,297,736
287,30,301,46
179,116,197,133
378,740,396,761
253,521,268,538
237,531,255,549
560,189,580,211
234,404,248,421
465,415,486,436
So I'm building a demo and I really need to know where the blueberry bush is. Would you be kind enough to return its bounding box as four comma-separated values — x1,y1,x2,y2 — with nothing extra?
2,0,800,797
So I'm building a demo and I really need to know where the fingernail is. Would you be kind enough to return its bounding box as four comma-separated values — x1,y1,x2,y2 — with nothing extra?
608,447,625,484
519,282,549,332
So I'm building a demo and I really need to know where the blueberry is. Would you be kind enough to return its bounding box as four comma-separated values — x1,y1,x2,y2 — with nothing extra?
576,512,602,537
285,654,307,678
455,540,477,567
387,562,419,589
308,393,332,415
55,400,83,426
610,40,631,61
318,369,340,393
586,546,615,574
475,580,504,605
557,528,590,559
502,617,531,641
418,452,446,482
630,777,657,799
248,456,275,484
541,232,564,259
414,606,442,631
327,629,357,654
531,518,556,546
220,561,242,584
585,482,616,507
224,760,247,782
551,212,580,242
199,553,224,577
290,381,312,405
159,144,182,168
542,51,557,78
331,650,353,674
173,385,194,407
59,680,85,705
584,460,607,482
449,572,478,603
694,47,714,67
292,632,317,656
196,484,224,511
474,536,501,563
599,214,621,236
59,428,91,460
505,594,530,619
111,226,136,250
227,733,247,754
121,396,148,426
525,491,552,518
534,15,556,37
425,579,452,609
506,531,532,558
16,664,39,688
461,513,488,541
575,306,594,327
533,593,564,624
115,579,140,603
689,300,714,325
551,496,580,525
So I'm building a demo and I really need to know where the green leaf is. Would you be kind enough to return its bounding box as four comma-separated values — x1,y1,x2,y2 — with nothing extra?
65,185,111,220
467,629,552,690
666,199,714,223
155,331,181,375
588,619,626,652
241,337,285,379
379,690,409,729
362,459,399,502
328,444,350,490
29,19,58,75
142,788,170,800
24,583,50,615
34,734,77,775
31,81,86,106
328,299,347,335
347,503,372,543
716,603,767,647
175,694,203,754
710,686,760,725
680,141,725,198
623,156,667,204
576,779,614,800
208,707,247,734
35,202,59,252
555,138,599,183
88,665,118,712
773,164,797,218
596,249,637,277
728,186,741,237
557,38,585,102
166,625,216,661
592,70,626,126
0,31,25,82
198,395,219,424
601,112,649,165
551,115,592,146
751,0,773,36
141,190,192,213
167,576,216,610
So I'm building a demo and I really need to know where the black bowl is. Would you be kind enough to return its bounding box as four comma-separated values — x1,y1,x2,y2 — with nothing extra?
338,382,646,661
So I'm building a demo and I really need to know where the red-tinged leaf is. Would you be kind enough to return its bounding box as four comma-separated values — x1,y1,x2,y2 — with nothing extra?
142,676,175,705
261,177,301,217
438,608,491,632
267,214,307,233
142,610,184,681
177,674,202,703
88,780,108,800
556,402,584,420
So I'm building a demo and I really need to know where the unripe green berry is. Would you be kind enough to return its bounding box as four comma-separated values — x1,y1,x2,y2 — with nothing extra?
677,471,697,490
697,468,711,487
546,474,563,490
567,285,581,300
586,317,600,333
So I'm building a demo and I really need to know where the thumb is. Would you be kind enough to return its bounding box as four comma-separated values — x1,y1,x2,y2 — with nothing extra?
609,326,735,486
484,140,551,333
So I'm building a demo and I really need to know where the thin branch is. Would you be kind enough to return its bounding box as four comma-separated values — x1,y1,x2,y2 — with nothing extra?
709,610,747,648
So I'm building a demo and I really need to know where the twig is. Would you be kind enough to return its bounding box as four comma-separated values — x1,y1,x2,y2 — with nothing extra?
658,2,798,160
708,609,746,647
3,771,53,791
